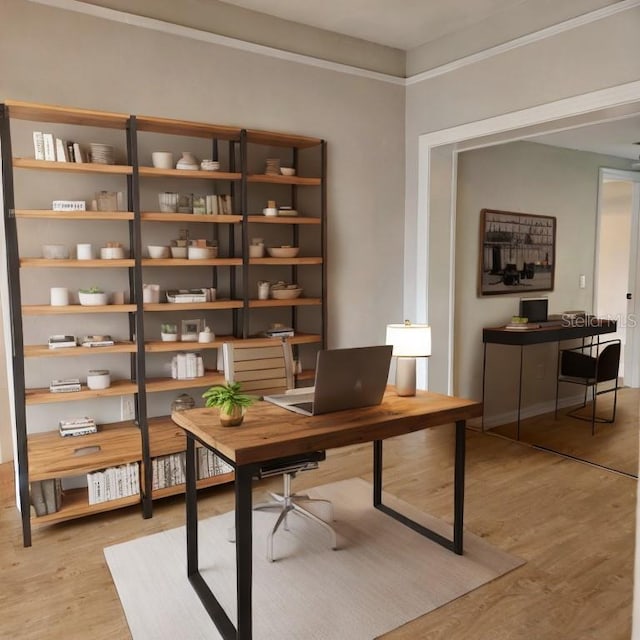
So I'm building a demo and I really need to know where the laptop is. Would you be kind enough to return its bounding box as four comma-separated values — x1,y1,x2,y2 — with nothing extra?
263,345,392,416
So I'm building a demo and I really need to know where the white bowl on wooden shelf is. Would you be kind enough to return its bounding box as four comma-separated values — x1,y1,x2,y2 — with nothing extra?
170,246,188,259
280,167,296,176
270,286,303,300
151,152,173,169
78,291,108,306
100,247,126,260
147,245,170,259
188,246,217,260
267,246,299,258
42,244,69,259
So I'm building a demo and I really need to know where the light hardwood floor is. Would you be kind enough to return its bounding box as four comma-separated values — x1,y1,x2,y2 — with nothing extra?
0,424,635,640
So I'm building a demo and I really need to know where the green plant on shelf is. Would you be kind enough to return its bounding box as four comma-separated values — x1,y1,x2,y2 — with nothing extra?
202,382,256,427
79,286,104,294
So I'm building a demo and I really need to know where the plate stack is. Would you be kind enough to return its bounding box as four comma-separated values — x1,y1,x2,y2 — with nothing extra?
90,143,115,165
265,158,280,175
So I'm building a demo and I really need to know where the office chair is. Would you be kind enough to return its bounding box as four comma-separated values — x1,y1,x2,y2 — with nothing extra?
554,338,621,435
222,340,337,562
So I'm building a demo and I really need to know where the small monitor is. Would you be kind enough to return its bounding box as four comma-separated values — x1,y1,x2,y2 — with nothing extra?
519,297,548,323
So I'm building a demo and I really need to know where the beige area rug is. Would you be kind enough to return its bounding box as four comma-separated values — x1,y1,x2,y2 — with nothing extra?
105,478,524,640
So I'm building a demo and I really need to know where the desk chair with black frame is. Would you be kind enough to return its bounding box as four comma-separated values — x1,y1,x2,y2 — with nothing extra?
554,338,621,435
222,340,337,562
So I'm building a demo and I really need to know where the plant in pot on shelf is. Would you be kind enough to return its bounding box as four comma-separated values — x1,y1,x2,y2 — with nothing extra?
78,286,108,306
160,323,179,342
202,382,255,427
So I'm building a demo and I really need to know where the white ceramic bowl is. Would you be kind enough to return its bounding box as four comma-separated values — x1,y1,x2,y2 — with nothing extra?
147,245,170,259
280,167,296,176
151,152,173,169
100,247,126,260
170,246,188,259
42,244,69,259
270,286,303,300
249,244,264,258
78,291,108,306
87,369,111,390
188,246,217,260
267,246,299,258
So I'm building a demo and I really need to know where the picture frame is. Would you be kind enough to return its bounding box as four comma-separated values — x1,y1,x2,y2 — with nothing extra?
181,318,202,342
479,208,556,296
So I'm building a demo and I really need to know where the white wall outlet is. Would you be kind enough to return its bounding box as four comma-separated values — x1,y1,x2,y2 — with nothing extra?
121,395,136,421
579,274,586,289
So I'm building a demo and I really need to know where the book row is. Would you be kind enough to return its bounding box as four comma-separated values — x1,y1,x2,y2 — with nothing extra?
152,449,233,490
30,479,62,517
87,462,140,505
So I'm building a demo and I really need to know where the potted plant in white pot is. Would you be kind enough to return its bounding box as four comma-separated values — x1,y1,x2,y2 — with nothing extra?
78,286,108,306
160,323,179,342
202,382,255,427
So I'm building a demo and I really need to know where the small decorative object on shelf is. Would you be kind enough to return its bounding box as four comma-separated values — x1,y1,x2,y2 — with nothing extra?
198,326,215,343
86,369,111,390
264,324,294,338
263,199,278,216
151,151,173,169
265,158,280,175
48,334,77,349
52,200,86,212
176,152,198,170
200,159,220,171
161,323,179,342
270,282,303,300
159,191,179,213
202,382,255,427
78,287,108,306
76,243,94,260
80,335,115,347
59,416,97,437
50,287,69,306
171,393,195,413
171,352,204,379
49,378,81,393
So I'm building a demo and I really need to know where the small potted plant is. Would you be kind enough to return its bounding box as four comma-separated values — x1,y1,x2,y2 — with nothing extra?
202,381,255,427
78,286,108,306
160,323,179,342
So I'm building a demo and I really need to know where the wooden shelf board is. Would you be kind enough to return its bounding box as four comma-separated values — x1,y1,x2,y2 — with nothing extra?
148,415,186,457
247,174,321,186
31,488,141,525
28,422,141,480
13,158,132,175
141,258,242,267
141,212,241,223
25,342,137,358
249,298,322,308
245,129,322,148
15,209,134,220
4,100,129,128
247,215,320,225
135,114,241,139
26,379,139,405
143,300,242,312
145,336,232,352
22,304,137,315
249,257,323,266
138,166,240,180
21,258,134,268
145,371,225,394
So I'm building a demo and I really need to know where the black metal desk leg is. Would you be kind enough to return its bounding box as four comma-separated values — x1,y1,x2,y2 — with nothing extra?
453,420,466,555
235,465,253,640
373,440,382,506
185,435,199,576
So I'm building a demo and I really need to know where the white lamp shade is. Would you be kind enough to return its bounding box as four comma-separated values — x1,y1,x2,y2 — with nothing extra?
385,323,432,357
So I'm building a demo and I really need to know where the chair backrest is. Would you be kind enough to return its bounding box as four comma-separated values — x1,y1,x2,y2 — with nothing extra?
222,340,294,398
596,341,621,383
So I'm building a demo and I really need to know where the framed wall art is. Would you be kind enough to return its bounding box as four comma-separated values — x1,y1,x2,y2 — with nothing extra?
479,208,556,296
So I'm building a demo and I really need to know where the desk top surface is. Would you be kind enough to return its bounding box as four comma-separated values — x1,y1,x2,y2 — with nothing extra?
483,318,616,345
172,389,481,465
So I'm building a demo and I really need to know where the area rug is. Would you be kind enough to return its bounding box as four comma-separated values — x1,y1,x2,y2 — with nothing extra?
105,478,523,639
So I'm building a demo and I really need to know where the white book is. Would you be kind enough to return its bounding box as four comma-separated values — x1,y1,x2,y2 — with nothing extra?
43,133,55,161
55,138,68,162
131,463,140,495
152,458,158,490
72,142,85,163
32,131,45,160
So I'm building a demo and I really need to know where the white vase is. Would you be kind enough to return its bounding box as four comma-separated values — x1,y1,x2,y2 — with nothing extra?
161,333,178,342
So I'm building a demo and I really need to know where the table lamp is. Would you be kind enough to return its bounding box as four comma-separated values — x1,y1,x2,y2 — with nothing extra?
385,321,432,396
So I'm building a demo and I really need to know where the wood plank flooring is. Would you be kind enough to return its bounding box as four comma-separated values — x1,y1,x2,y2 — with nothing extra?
0,424,635,640
491,387,639,477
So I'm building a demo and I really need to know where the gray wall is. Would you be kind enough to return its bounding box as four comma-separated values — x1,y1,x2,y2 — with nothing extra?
0,0,406,461
455,141,631,422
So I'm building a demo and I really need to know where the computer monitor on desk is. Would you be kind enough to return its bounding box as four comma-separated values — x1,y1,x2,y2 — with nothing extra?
519,297,548,323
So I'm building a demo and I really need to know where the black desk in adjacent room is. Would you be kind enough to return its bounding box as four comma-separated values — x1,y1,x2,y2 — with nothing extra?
482,318,617,438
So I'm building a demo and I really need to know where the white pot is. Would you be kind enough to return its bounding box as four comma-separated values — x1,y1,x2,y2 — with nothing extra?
161,332,179,342
78,291,108,306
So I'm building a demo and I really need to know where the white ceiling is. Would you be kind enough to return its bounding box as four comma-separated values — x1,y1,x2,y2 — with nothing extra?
219,0,554,50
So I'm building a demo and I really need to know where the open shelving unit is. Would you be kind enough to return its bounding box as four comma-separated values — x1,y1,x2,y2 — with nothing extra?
1,100,326,546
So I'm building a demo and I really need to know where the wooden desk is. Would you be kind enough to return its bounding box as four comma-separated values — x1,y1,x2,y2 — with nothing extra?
482,318,617,437
172,389,482,640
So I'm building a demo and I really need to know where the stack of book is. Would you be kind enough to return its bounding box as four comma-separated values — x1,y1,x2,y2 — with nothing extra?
30,478,63,517
48,334,77,349
263,326,294,338
87,462,140,505
50,378,82,394
33,131,85,163
151,450,233,490
59,417,97,437
171,353,204,379
80,335,115,347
